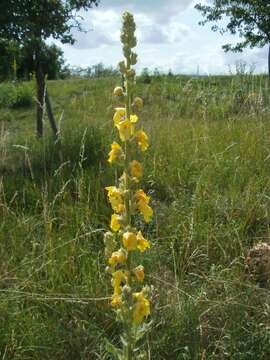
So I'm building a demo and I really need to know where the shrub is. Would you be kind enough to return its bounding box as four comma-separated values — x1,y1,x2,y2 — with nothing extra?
0,81,33,108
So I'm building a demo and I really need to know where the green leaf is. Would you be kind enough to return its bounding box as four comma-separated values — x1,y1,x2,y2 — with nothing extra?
104,338,124,360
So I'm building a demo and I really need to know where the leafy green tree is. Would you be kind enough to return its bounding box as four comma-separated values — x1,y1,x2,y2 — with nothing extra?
195,1,270,76
0,40,19,81
18,43,66,80
0,41,66,81
0,0,99,136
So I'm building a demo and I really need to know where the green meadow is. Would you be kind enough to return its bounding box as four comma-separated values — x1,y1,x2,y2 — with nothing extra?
1,73,270,359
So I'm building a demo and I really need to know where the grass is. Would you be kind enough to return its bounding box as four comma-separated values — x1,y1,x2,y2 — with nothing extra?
1,74,270,359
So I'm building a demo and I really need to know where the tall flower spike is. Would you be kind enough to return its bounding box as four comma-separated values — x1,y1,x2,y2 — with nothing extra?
104,12,153,360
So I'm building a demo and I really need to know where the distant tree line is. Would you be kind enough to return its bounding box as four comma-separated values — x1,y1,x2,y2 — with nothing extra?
68,63,119,78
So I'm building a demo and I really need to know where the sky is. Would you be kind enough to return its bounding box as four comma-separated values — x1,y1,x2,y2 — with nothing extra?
57,0,268,75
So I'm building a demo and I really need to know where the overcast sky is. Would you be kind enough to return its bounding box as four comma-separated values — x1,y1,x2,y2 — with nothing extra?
57,0,268,75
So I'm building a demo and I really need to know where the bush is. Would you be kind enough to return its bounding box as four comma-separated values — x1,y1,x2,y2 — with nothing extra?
0,81,33,108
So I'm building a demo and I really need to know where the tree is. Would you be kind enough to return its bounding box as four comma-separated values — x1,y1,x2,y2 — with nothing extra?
0,0,99,136
0,40,19,81
195,1,270,76
0,41,66,81
18,43,66,80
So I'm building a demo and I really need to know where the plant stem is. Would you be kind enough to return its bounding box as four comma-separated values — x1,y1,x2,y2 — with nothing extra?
124,53,133,360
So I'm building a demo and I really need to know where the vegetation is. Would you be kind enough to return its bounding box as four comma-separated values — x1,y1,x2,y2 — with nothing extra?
68,63,119,79
0,0,99,136
0,40,66,82
0,81,33,109
195,0,270,75
105,13,152,359
1,66,270,358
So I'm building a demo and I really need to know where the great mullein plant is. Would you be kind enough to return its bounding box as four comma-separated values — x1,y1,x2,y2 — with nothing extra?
104,12,153,360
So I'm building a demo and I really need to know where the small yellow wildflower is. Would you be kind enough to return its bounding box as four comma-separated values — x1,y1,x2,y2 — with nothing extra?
135,130,149,151
130,114,138,123
111,293,122,307
108,249,127,266
132,291,150,324
112,270,127,294
113,107,126,126
110,214,121,232
137,231,151,252
135,189,153,222
122,231,138,251
105,186,124,213
141,204,153,223
108,142,123,163
130,160,143,180
133,265,145,282
116,119,134,141
135,189,150,204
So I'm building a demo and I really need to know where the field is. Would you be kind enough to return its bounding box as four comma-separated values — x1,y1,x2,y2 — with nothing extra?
1,74,270,359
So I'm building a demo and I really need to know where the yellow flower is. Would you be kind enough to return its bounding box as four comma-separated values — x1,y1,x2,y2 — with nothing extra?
133,265,145,282
137,231,151,252
130,160,143,180
132,292,150,324
116,119,134,141
111,293,122,307
108,142,123,163
135,130,149,151
111,270,128,306
110,214,121,232
122,231,137,251
135,189,153,223
130,114,138,123
135,189,150,204
113,107,125,126
112,270,127,294
141,204,153,223
108,249,127,266
105,186,124,213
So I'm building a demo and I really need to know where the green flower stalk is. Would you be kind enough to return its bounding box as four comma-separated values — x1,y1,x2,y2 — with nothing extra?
104,12,153,360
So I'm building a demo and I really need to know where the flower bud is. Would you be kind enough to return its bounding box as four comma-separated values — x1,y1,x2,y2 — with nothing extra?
142,285,151,297
130,52,137,65
104,231,114,243
104,231,116,257
113,86,124,97
133,97,143,110
133,265,145,282
127,69,136,79
122,285,132,295
116,309,123,322
118,61,126,74
123,45,131,59
129,38,137,49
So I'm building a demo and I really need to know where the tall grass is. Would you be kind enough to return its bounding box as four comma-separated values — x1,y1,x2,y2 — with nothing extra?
1,74,270,359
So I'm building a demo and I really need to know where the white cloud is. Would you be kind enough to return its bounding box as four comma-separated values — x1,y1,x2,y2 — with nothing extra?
165,22,191,43
99,0,195,22
71,9,119,49
57,1,269,74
